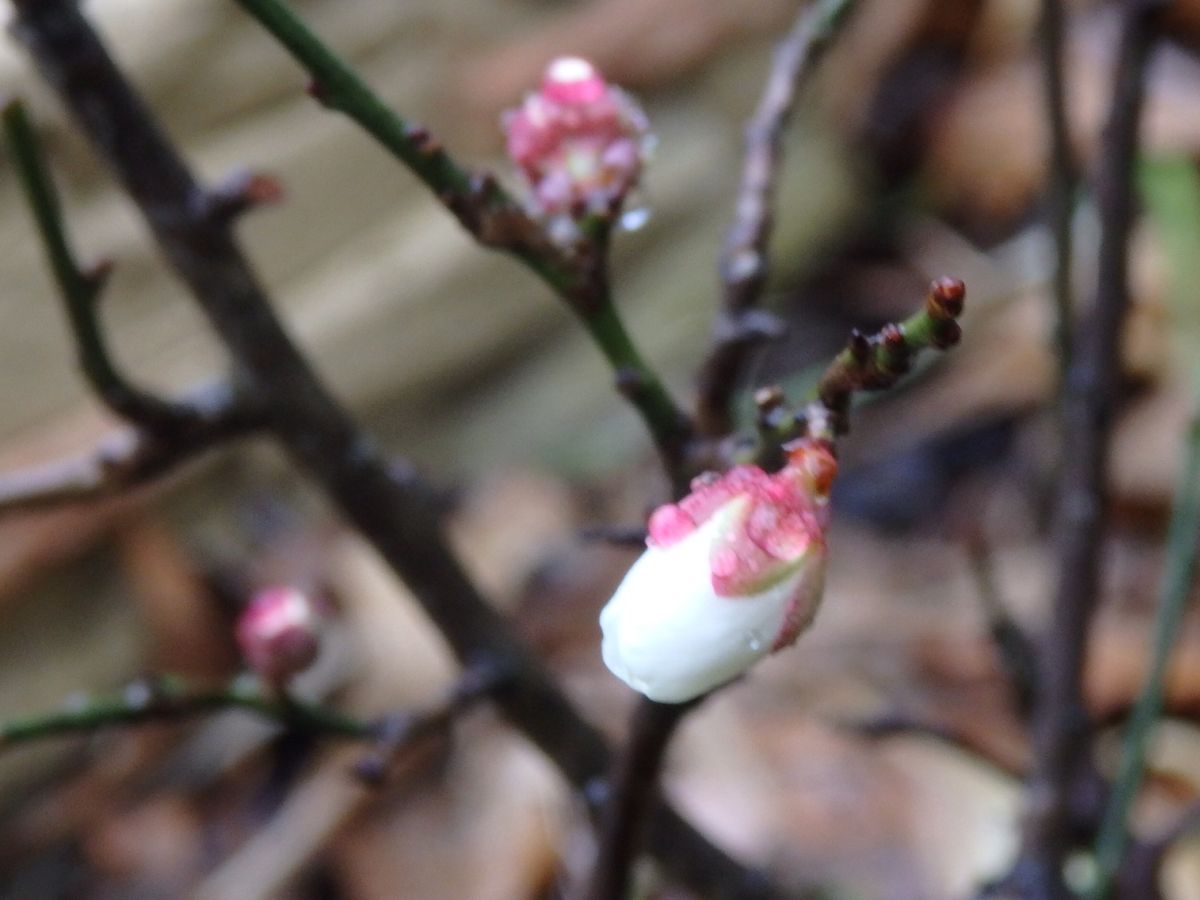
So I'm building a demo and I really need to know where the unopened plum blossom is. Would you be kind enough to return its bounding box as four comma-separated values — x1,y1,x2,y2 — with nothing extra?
600,439,836,703
503,56,650,242
236,586,322,687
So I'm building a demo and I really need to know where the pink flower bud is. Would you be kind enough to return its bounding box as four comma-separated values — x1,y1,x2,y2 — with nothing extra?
503,56,650,235
600,440,837,703
236,587,321,686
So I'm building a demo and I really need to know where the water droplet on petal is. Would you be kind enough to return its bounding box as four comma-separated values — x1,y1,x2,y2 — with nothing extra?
618,203,651,232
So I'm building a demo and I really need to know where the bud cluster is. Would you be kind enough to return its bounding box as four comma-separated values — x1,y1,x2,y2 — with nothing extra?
503,57,650,241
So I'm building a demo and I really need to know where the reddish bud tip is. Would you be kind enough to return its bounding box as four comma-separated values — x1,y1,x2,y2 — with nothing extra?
929,276,966,318
881,323,906,349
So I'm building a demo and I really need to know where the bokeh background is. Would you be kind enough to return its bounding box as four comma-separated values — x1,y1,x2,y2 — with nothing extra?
0,0,1199,897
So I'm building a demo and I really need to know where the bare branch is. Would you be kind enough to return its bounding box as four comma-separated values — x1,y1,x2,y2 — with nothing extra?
966,538,1039,719
1019,2,1166,895
1038,0,1077,376
696,0,861,436
843,711,1026,780
353,663,506,785
584,698,697,900
0,673,374,748
0,383,259,513
3,99,196,431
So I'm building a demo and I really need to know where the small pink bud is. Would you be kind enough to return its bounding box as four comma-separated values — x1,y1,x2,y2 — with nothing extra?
236,587,321,686
503,56,650,238
600,440,837,702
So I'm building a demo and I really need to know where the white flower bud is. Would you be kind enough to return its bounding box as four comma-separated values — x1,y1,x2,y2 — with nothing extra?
600,440,836,703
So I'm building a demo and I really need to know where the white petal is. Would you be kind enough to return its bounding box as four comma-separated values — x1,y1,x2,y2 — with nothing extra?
599,514,818,703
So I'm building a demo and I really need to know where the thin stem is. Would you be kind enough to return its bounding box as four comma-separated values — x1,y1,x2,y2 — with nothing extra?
0,675,373,747
739,277,966,466
2,99,190,430
584,699,693,900
353,663,505,784
228,0,692,484
1020,2,1164,894
967,539,1039,718
696,0,861,436
1038,0,1076,378
1088,410,1200,899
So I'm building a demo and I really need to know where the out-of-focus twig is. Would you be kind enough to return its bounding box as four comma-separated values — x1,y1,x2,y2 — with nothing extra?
2,98,264,510
0,674,373,747
0,384,259,514
966,538,1039,718
844,711,1026,779
228,0,692,487
353,663,506,785
1038,0,1077,378
584,698,696,900
1088,410,1200,899
1018,2,1165,895
579,523,649,548
696,0,861,437
2,99,189,430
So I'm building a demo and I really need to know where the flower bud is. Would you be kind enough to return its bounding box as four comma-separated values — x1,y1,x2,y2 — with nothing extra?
600,440,836,703
235,587,321,687
503,56,650,239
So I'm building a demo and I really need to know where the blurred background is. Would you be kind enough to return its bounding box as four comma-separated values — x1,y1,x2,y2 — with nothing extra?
0,0,1199,897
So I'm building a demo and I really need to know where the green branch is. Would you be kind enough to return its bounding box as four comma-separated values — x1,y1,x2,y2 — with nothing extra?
1089,406,1200,899
2,99,187,430
228,0,692,487
749,277,967,461
0,674,373,747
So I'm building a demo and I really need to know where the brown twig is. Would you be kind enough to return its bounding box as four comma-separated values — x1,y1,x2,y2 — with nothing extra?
1038,0,1077,378
965,538,1038,719
1017,2,1165,896
696,0,861,437
353,663,505,785
584,699,696,900
844,711,1026,780
7,2,778,896
0,384,260,513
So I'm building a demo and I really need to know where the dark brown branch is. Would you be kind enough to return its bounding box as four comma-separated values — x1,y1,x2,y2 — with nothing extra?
584,699,695,900
966,538,1038,718
696,0,860,437
1038,0,1077,377
353,663,504,785
3,98,199,432
7,3,779,896
1018,2,1165,896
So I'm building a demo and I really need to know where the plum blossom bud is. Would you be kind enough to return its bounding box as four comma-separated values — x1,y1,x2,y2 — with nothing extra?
236,587,321,686
600,440,837,703
503,57,650,239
